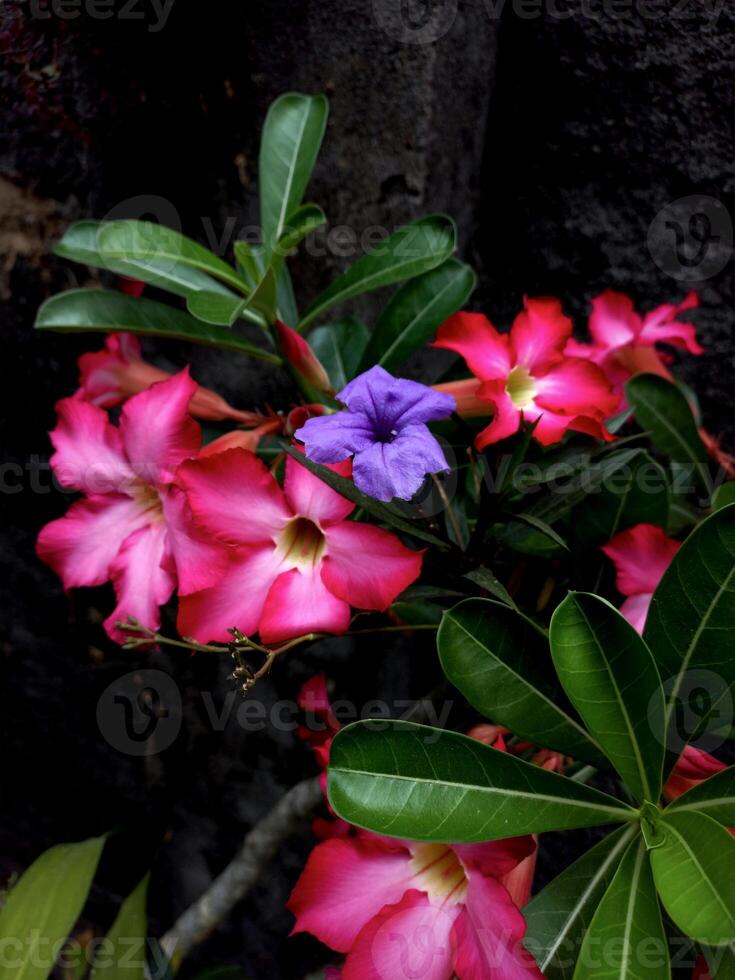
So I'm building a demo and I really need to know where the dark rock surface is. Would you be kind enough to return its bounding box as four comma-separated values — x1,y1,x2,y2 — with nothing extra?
1,2,733,977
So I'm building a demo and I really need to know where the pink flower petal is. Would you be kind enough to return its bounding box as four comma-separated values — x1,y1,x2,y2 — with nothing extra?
451,870,543,979
104,523,176,641
288,837,413,953
509,297,572,375
259,566,351,644
177,449,291,546
177,544,284,642
321,522,423,611
602,523,680,598
37,494,149,589
534,358,618,419
589,290,640,351
664,746,728,801
343,890,458,980
474,386,522,449
454,838,536,880
119,369,201,483
161,485,230,595
434,313,512,382
284,452,354,526
49,397,134,495
619,593,653,634
639,291,702,354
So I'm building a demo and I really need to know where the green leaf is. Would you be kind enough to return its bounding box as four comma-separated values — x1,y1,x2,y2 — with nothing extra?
282,445,448,548
650,810,735,946
91,874,149,980
573,835,669,979
463,567,518,610
701,945,735,979
55,221,234,300
34,289,281,364
275,264,299,327
259,93,328,260
244,267,278,324
503,511,570,552
525,825,640,980
185,291,246,326
97,221,247,295
307,317,370,389
714,483,735,511
667,764,735,827
438,599,609,768
644,505,735,761
298,215,456,332
625,374,709,489
550,593,666,804
358,257,476,373
0,835,105,980
271,203,326,275
327,720,636,843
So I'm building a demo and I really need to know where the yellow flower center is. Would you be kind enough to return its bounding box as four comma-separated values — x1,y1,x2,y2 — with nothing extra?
277,517,326,570
130,481,165,522
505,365,538,410
409,843,468,905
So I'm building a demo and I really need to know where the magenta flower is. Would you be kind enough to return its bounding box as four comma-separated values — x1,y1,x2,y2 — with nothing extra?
601,522,681,633
176,448,423,644
37,370,227,641
295,365,455,502
434,298,619,449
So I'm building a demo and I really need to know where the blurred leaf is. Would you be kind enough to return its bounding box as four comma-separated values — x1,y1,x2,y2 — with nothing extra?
390,600,443,625
502,511,569,552
439,599,609,768
35,289,280,364
259,93,328,261
298,215,456,332
328,720,636,843
0,836,106,980
358,258,476,373
714,483,735,511
91,875,149,980
309,317,370,389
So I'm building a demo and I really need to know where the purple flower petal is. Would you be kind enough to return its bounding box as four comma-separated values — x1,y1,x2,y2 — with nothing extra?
295,412,376,464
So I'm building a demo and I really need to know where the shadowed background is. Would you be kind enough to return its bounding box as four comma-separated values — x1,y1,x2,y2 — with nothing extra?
1,1,733,977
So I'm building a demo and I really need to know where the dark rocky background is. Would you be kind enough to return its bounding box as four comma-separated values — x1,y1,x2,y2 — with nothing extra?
0,1,733,977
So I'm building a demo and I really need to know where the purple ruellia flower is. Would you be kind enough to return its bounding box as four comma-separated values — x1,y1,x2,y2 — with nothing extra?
295,365,456,502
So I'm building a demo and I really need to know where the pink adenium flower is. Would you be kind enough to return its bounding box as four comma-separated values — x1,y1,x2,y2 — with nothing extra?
37,370,227,641
176,449,423,645
433,298,618,448
601,523,681,633
566,289,702,401
664,746,728,802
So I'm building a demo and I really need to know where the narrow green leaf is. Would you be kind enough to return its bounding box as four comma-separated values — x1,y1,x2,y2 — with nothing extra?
0,836,106,980
358,257,476,373
550,593,666,803
308,317,370,390
91,874,149,980
650,810,735,946
327,720,636,843
97,221,247,295
298,215,456,332
35,289,281,364
259,93,328,259
439,599,609,768
275,264,299,327
282,445,448,548
244,267,278,324
55,221,234,299
271,203,326,275
713,483,735,512
525,825,640,980
463,567,518,610
185,291,246,326
574,836,669,979
625,374,709,488
644,505,735,764
505,511,570,551
667,764,735,827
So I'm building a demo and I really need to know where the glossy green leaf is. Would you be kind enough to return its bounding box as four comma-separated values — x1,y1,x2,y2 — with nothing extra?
713,483,735,511
91,874,149,980
625,374,709,487
308,317,370,389
55,221,233,299
327,720,636,843
701,945,735,979
525,825,639,980
185,291,246,326
271,203,326,274
439,599,609,768
504,511,570,552
259,93,328,259
650,810,735,946
298,215,456,332
550,593,666,803
358,257,476,373
574,836,669,979
244,267,278,324
35,289,281,364
644,505,735,760
97,220,247,295
0,835,105,980
463,567,518,610
667,764,735,827
282,445,447,548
